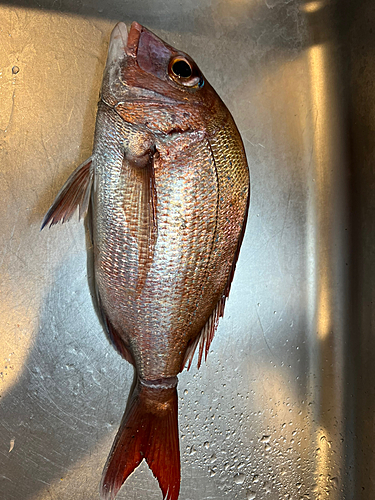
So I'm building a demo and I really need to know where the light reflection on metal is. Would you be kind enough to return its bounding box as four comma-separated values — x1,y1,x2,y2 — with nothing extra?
306,11,347,495
306,38,335,494
301,1,325,14
307,40,333,342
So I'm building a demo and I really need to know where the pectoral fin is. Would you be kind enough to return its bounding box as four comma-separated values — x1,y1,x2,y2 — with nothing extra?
122,150,158,294
41,157,93,229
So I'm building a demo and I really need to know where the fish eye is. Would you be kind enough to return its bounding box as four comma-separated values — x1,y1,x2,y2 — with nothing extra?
168,56,203,88
171,59,192,78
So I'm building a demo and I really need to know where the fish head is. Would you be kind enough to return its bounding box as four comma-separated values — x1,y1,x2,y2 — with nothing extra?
100,22,227,132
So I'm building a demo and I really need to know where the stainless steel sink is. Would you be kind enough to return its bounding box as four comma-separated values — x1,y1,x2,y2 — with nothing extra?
0,1,373,498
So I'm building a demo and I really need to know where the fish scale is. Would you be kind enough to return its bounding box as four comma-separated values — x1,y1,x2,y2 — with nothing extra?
42,21,249,500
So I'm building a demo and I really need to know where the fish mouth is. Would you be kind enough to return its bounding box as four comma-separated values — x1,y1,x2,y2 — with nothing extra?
105,22,128,69
105,21,144,69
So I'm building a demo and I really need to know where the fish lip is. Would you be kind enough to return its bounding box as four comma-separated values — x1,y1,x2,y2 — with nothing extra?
105,22,129,69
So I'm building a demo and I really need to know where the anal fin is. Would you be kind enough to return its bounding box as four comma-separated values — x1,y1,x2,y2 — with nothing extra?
103,314,135,366
95,288,135,366
41,157,93,229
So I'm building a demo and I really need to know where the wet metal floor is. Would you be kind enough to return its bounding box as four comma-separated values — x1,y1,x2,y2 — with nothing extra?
0,1,374,499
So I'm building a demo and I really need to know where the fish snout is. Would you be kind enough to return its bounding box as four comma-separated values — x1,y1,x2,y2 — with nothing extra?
105,22,128,69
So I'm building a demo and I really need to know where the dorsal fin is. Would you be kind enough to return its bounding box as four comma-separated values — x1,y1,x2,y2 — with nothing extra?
182,194,249,371
182,295,225,371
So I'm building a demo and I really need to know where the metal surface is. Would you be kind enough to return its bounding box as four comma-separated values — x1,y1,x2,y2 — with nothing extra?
0,1,373,499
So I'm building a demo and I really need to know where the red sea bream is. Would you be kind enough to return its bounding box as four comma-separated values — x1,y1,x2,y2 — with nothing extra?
42,21,249,500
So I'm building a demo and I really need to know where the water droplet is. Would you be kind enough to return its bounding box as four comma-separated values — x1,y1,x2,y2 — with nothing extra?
253,475,259,483
264,443,271,452
234,473,245,485
264,481,272,494
260,435,271,443
204,441,210,449
330,477,339,488
184,389,188,395
247,492,257,500
12,66,19,75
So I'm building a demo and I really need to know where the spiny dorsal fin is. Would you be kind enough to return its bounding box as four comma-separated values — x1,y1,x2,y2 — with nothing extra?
182,197,249,371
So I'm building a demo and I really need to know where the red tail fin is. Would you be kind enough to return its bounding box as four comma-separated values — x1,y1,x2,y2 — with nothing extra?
100,378,180,500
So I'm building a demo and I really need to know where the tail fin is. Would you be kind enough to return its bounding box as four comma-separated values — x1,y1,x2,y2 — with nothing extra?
100,377,180,500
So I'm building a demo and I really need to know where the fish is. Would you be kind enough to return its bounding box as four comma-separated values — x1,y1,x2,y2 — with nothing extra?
42,21,249,500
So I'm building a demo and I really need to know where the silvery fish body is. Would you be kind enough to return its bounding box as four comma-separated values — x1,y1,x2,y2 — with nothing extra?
42,21,249,500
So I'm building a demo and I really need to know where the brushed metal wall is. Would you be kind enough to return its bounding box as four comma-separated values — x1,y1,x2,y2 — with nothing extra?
0,1,373,499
